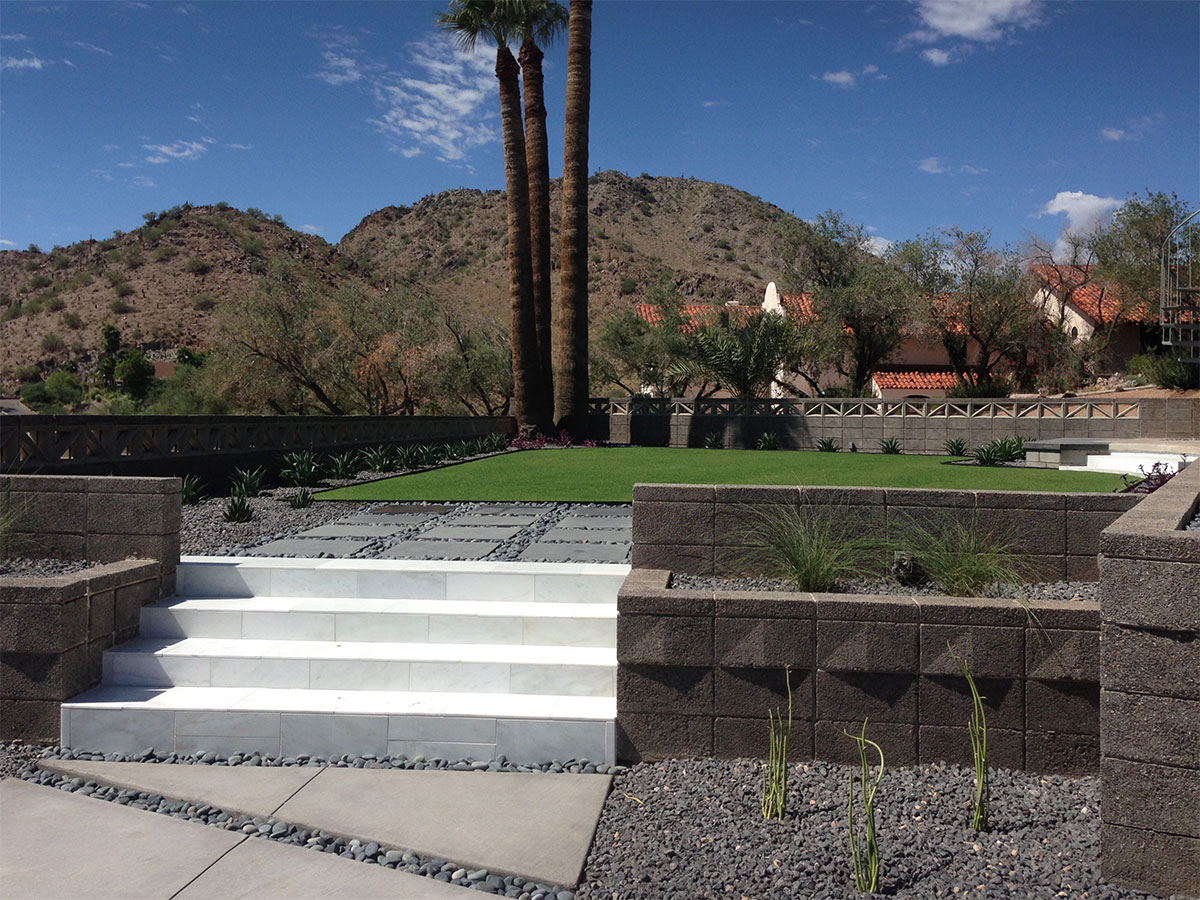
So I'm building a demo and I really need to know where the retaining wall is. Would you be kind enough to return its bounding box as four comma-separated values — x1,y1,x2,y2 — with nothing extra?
1098,463,1200,898
1,474,182,742
631,483,1140,582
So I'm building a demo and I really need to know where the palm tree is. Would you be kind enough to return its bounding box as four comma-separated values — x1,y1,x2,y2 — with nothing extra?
554,0,592,431
514,1,568,422
438,0,543,430
674,309,808,399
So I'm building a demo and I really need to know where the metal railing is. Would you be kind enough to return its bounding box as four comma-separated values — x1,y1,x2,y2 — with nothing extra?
1161,208,1200,364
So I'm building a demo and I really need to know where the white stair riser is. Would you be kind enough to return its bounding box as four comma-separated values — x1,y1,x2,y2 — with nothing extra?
177,563,626,605
140,608,616,648
61,707,615,765
104,654,615,697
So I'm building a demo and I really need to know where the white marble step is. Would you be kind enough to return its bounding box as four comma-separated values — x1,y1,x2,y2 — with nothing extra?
141,596,616,647
61,685,616,764
103,637,616,696
178,557,630,604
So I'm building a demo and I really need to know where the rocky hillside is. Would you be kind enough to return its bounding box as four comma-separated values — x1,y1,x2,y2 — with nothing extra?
1,173,796,388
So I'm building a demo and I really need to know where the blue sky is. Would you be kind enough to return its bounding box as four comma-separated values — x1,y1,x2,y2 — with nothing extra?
1,0,1197,257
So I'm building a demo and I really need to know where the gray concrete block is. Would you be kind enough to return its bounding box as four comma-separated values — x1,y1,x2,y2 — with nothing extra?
1101,690,1200,767
247,538,368,557
617,664,713,715
1026,627,1098,682
817,670,917,724
1102,757,1200,838
618,587,712,617
422,525,524,540
714,615,814,668
817,619,919,673
920,675,1024,730
1101,622,1200,701
1025,731,1098,774
616,712,711,762
814,720,917,767
816,593,920,623
713,666,814,720
632,501,714,547
1101,557,1200,631
1026,680,1099,735
919,725,1024,769
632,543,713,575
617,614,712,666
921,623,1024,679
714,715,813,761
520,542,629,563
1102,822,1200,898
378,541,499,560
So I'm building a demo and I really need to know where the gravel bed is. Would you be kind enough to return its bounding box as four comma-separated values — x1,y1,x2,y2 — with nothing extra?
576,758,1176,900
15,745,623,899
180,489,368,556
1187,509,1200,532
671,574,1101,604
0,558,97,578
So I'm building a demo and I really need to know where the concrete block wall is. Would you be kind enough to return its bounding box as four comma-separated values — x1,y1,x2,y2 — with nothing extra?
0,560,159,741
631,483,1140,582
616,569,1101,774
1098,462,1200,898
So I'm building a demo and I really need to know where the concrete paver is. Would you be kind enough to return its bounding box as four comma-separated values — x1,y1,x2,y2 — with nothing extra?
556,516,631,530
29,760,611,888
340,513,441,525
541,527,631,543
246,538,368,556
295,523,407,538
422,525,525,540
519,542,631,563
0,777,462,900
40,759,321,818
379,541,500,560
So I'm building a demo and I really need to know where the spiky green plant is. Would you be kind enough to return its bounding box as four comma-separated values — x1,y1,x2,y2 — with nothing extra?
327,451,359,480
762,666,793,820
223,494,253,523
755,431,780,451
180,474,206,506
279,450,322,487
417,443,446,467
703,430,724,450
816,436,840,452
845,719,884,893
396,444,423,470
733,503,887,592
947,644,990,832
878,437,902,455
357,446,395,472
972,436,1025,466
288,489,314,509
893,513,1030,598
943,437,969,457
229,467,265,498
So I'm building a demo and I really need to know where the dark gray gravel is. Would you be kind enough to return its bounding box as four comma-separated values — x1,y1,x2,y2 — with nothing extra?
0,558,96,578
1187,509,1200,532
577,758,1180,900
671,574,1100,604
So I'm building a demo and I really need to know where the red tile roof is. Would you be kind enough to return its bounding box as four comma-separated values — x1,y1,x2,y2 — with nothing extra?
1029,264,1147,324
635,302,765,333
871,366,960,391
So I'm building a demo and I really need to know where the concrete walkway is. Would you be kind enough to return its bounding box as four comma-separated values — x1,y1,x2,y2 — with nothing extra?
8,758,611,892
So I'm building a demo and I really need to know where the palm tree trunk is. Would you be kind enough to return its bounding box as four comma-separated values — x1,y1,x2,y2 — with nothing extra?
555,0,591,432
520,38,554,426
496,45,542,431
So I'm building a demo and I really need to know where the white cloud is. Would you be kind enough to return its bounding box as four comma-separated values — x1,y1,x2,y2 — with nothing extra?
300,224,322,234
918,156,948,174
922,48,951,65
67,40,113,56
907,0,1043,43
62,58,74,67
822,70,857,88
1,33,30,41
102,143,119,151
132,176,156,188
0,238,15,246
399,147,422,158
143,139,207,163
959,164,988,174
226,143,253,150
866,235,894,256
1099,113,1163,142
315,51,368,85
702,99,729,108
1,55,49,70
1100,128,1125,141
1039,190,1120,231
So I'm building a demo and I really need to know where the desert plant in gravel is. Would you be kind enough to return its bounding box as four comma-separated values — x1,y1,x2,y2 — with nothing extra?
845,719,884,893
943,437,969,457
395,444,423,471
180,475,206,506
279,450,322,487
228,467,265,498
894,514,1029,598
327,452,359,479
734,504,887,591
948,644,990,832
816,436,840,452
223,494,253,523
357,446,396,472
762,666,793,820
289,489,314,509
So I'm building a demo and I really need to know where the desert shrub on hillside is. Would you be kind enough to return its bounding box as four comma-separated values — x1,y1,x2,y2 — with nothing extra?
27,274,52,291
108,297,132,313
40,333,64,352
62,311,82,330
152,245,179,262
185,256,212,275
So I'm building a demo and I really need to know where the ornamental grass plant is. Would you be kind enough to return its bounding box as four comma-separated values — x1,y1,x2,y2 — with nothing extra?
893,513,1030,598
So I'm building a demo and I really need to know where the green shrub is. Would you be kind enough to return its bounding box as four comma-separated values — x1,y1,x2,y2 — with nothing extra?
732,504,887,592
124,248,144,269
878,437,902,454
47,296,65,312
1128,351,1198,390
66,271,94,289
357,445,396,472
103,268,124,287
152,244,179,262
62,311,82,330
185,256,212,275
14,364,41,382
845,719,884,894
27,274,52,291
238,234,265,257
703,430,724,450
51,254,71,271
943,437,969,457
714,238,730,250
971,436,1024,466
279,449,323,487
40,333,64,353
114,281,135,298
327,452,359,479
894,514,1029,598
289,489,314,509
181,475,207,506
816,436,840,452
618,277,637,295
229,467,266,498
223,494,253,523
108,297,133,314
755,431,779,451
192,293,217,311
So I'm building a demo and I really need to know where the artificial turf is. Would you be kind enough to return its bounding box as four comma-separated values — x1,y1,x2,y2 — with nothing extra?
315,447,1127,503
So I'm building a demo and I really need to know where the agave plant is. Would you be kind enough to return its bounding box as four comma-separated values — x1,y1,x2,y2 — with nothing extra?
180,474,207,506
395,444,423,471
279,449,322,487
703,430,724,450
756,431,780,451
229,466,265,498
816,436,840,453
943,437,969,457
327,451,359,480
223,493,253,523
357,446,395,473
878,437,902,455
288,488,314,509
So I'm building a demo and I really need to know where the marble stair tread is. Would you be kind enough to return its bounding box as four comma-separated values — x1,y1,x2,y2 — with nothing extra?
148,596,616,618
107,636,616,666
62,684,617,719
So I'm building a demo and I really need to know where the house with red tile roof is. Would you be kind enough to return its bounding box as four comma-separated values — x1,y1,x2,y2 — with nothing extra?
1029,263,1146,369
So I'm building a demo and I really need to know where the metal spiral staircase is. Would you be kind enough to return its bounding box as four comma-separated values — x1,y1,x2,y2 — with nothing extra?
1161,208,1200,365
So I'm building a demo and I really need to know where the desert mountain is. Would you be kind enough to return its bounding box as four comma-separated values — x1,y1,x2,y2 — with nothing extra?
1,172,795,388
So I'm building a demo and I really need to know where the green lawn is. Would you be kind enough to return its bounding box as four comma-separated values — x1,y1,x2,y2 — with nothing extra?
315,448,1126,503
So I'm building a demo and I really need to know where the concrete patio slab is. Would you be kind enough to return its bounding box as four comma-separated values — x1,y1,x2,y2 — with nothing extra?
176,829,466,899
296,523,407,538
556,516,631,530
0,778,463,900
340,513,441,526
40,759,321,818
275,767,612,887
423,525,525,540
451,513,544,526
246,538,368,557
559,506,631,518
472,504,549,514
28,761,611,888
374,504,453,515
379,541,500,560
520,543,631,563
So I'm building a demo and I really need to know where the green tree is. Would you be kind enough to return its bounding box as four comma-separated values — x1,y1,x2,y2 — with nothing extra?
594,278,697,396
101,323,121,355
438,0,545,430
433,311,514,415
554,0,592,431
1093,190,1194,316
675,308,813,399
